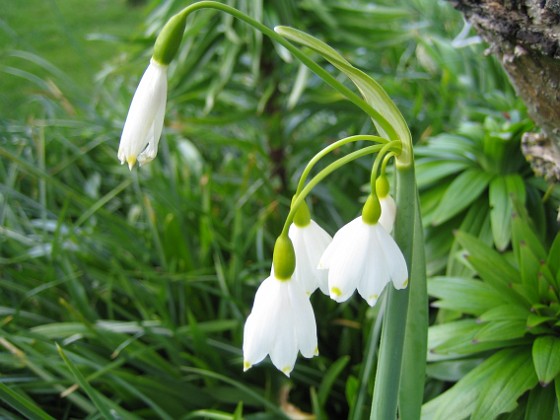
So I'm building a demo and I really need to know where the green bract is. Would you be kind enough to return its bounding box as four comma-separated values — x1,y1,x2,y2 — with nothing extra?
423,212,560,419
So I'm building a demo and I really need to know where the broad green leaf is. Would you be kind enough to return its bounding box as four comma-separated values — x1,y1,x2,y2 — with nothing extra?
489,174,526,251
431,168,493,226
426,358,482,382
416,159,471,189
479,304,530,322
472,347,537,419
527,313,556,329
455,231,528,307
547,232,560,283
423,348,537,420
429,276,506,316
473,319,528,343
525,386,559,420
512,212,547,261
532,336,560,386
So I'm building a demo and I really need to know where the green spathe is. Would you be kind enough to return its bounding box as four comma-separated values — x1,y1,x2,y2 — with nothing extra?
362,194,381,225
272,236,296,280
153,12,187,65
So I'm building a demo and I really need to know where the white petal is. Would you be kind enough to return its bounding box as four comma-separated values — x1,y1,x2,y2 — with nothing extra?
269,282,298,376
288,281,318,358
118,60,168,168
379,195,396,233
323,217,369,302
378,226,409,289
357,225,390,306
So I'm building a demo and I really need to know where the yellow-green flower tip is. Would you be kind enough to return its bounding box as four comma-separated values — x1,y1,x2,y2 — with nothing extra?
127,155,137,171
272,235,296,280
153,12,187,65
402,279,409,288
376,175,390,198
293,198,311,227
330,287,342,297
362,194,381,225
243,360,251,371
282,366,292,376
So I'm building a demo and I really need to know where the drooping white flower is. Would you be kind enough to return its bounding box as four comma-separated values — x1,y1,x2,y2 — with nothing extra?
118,59,168,169
289,220,332,295
379,194,396,233
243,272,318,377
318,216,408,307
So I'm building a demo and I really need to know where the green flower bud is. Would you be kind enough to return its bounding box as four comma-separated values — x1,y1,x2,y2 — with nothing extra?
376,175,390,198
362,194,381,225
153,13,187,65
293,198,311,227
272,235,296,280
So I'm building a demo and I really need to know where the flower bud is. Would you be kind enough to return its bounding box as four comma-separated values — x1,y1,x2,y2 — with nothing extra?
272,236,296,280
362,194,381,225
293,199,311,227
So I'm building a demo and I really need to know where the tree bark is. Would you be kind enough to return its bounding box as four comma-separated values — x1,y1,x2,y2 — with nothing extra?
450,0,560,182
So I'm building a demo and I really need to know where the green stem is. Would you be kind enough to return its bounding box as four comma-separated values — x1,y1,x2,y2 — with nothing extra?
295,134,388,197
369,142,400,195
173,1,396,138
370,163,427,420
280,144,397,237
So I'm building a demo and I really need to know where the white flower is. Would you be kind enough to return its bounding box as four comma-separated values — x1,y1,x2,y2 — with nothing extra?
243,272,318,377
379,194,396,233
118,59,168,169
288,220,332,295
318,216,408,307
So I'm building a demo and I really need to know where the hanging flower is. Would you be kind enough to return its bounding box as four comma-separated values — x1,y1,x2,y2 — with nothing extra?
289,219,332,295
318,213,408,307
243,271,318,377
118,59,168,169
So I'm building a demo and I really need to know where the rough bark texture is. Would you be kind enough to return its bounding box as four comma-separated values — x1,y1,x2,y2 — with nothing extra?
450,0,560,182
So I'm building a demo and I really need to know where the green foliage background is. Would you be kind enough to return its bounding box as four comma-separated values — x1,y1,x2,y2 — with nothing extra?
1,0,559,418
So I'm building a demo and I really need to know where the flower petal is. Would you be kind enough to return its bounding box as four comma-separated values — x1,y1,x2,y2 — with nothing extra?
288,281,318,358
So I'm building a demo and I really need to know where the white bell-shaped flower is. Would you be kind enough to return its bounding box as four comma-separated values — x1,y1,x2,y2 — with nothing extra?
243,271,318,377
289,220,332,295
379,194,396,233
318,215,408,307
118,59,168,169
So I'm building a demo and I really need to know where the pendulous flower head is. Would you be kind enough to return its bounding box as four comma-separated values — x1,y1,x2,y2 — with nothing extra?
242,271,318,377
318,216,408,307
289,220,332,295
118,59,168,170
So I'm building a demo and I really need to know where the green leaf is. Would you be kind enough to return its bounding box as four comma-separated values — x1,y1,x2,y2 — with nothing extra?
429,276,506,316
318,356,350,408
431,168,492,226
0,382,56,420
473,319,528,343
525,386,559,420
479,304,530,322
415,160,471,189
532,336,560,386
455,231,528,307
489,174,526,251
422,348,537,420
472,347,537,419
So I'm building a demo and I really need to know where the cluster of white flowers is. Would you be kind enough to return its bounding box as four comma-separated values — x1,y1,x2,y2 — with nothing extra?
117,57,409,378
243,196,408,376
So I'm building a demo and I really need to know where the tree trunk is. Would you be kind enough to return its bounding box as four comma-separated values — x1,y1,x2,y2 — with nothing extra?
450,0,560,182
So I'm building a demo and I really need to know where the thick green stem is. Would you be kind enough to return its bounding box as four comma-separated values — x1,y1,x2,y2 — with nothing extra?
370,163,427,419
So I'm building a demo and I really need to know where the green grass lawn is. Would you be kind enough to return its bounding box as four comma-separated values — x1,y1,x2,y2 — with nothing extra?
0,0,146,119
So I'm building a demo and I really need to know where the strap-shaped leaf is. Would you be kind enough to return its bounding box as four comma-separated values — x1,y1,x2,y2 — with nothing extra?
274,26,412,164
532,336,560,386
489,174,526,251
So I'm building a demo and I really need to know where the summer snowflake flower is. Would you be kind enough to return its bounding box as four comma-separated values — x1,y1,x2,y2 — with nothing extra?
243,272,318,377
318,216,408,307
289,220,332,295
118,59,168,169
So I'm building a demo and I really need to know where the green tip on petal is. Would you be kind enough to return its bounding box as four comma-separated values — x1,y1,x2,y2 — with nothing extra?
330,287,342,297
376,175,390,198
272,235,296,280
362,194,381,225
293,198,311,227
282,366,292,377
243,361,252,372
153,12,187,65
